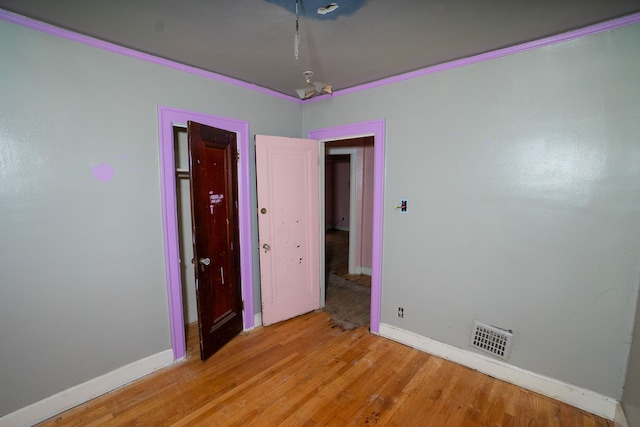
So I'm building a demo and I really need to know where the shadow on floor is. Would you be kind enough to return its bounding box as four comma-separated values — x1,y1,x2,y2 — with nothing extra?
323,272,370,330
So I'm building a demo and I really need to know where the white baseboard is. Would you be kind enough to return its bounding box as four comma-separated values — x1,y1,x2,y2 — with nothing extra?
252,312,263,328
361,266,372,276
614,402,629,427
333,225,349,232
379,322,619,421
0,350,174,427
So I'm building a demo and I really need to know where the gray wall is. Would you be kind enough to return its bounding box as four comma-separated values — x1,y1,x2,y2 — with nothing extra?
623,290,640,426
3,10,640,421
303,23,640,400
0,20,300,417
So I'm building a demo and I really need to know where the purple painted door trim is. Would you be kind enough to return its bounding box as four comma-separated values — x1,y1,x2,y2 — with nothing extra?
158,106,253,360
309,120,385,334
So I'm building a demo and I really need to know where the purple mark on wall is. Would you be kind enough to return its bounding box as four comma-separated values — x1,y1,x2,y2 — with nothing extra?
92,163,115,181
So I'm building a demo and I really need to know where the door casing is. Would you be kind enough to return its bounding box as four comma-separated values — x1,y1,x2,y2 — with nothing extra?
159,109,385,359
159,106,254,360
310,120,385,334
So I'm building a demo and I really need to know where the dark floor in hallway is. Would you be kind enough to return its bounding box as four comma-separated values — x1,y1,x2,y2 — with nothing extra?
324,229,370,329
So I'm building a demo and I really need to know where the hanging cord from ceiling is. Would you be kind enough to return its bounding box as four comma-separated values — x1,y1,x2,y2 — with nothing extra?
291,0,333,99
294,0,301,59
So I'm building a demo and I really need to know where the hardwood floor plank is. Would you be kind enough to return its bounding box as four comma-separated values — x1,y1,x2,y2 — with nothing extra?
37,311,614,426
302,339,396,425
350,349,429,425
172,352,301,426
475,380,510,427
373,354,442,424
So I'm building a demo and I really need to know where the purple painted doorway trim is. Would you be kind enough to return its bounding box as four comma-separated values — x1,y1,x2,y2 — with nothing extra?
309,120,385,334
158,106,254,360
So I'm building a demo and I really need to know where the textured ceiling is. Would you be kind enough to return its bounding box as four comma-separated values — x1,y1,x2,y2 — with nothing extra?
2,0,640,97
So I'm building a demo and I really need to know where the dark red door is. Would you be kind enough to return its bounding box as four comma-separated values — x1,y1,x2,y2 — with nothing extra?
188,121,243,361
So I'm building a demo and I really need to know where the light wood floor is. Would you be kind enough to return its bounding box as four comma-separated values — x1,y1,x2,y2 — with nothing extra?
38,311,612,426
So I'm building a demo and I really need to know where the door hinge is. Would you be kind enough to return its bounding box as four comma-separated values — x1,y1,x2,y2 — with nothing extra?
235,151,240,162
241,300,245,311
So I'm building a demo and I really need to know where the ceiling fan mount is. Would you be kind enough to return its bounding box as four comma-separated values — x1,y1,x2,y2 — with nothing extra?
295,70,332,100
302,70,314,84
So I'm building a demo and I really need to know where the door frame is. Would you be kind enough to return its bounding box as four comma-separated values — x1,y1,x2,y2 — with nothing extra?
309,120,385,334
326,147,359,275
158,106,254,360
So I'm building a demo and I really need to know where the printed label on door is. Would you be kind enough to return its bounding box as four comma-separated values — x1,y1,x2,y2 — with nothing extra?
209,191,224,214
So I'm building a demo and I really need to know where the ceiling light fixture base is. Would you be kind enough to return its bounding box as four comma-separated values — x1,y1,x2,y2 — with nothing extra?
295,70,332,100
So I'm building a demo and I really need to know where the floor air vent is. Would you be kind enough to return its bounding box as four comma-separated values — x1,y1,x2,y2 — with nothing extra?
470,320,513,360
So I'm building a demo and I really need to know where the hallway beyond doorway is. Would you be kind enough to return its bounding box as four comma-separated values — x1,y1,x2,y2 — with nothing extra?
324,229,371,330
325,229,371,287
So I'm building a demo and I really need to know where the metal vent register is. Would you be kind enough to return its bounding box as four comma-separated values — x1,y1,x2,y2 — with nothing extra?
470,321,513,360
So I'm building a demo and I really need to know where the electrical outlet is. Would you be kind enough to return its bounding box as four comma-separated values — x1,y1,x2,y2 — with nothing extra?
397,307,404,318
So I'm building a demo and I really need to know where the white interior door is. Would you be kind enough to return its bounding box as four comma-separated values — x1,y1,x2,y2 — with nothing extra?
256,135,320,326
